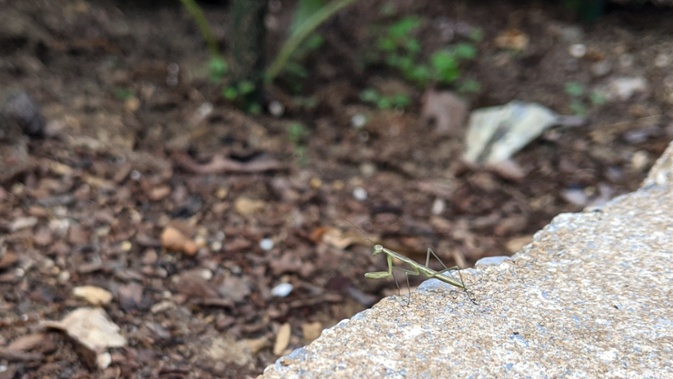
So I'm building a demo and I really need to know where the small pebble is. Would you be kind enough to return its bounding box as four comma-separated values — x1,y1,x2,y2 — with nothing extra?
271,282,293,297
352,187,368,201
351,113,367,129
590,60,612,77
357,131,370,142
359,162,376,177
568,44,586,58
269,101,284,117
619,54,634,68
431,198,445,215
631,151,649,171
260,238,274,251
654,53,671,68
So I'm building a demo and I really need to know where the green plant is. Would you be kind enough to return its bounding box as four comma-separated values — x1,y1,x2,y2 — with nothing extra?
223,80,261,114
287,122,309,165
359,88,410,110
266,0,358,83
564,82,605,116
181,0,356,112
371,17,480,91
208,56,228,83
277,34,325,94
113,87,135,101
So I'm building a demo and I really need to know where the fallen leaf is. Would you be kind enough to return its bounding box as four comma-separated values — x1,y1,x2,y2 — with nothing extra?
160,226,198,256
217,276,251,302
0,252,18,270
9,217,38,232
494,28,529,52
73,286,113,306
6,333,47,352
321,228,356,249
273,323,291,356
176,270,219,298
41,307,126,370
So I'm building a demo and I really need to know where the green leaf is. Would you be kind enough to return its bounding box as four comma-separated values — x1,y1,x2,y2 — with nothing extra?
360,88,380,103
238,80,256,95
452,43,477,60
208,56,228,82
391,94,410,108
565,82,585,97
377,37,397,53
431,50,460,83
288,122,308,143
457,78,481,94
409,65,431,86
468,28,484,43
291,0,325,36
377,97,392,109
305,34,324,50
388,16,421,39
405,39,422,55
223,86,238,100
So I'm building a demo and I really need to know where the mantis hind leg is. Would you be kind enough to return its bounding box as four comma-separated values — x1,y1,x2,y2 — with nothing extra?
426,248,467,289
427,248,478,304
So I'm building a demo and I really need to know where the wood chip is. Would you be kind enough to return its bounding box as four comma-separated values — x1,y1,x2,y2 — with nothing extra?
160,226,198,256
273,323,291,356
73,285,113,306
301,321,323,344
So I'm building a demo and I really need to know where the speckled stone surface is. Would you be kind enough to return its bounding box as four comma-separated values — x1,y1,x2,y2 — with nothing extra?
260,142,673,378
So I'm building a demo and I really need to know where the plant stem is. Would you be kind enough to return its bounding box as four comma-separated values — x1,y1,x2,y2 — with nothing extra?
179,0,221,57
265,0,358,83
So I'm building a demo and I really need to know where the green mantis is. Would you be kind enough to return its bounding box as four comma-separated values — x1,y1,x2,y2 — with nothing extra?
364,244,468,301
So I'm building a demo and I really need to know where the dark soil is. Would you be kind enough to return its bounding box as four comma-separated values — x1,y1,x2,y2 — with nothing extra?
1,0,671,378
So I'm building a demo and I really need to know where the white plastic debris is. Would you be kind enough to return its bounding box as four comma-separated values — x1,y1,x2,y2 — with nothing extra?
463,101,586,165
271,282,293,298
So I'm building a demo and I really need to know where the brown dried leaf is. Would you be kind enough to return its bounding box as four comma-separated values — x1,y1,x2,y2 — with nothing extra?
6,333,47,352
0,252,18,270
494,28,529,51
176,270,219,298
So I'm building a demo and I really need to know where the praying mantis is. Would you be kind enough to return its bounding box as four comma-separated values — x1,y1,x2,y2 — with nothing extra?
364,243,470,302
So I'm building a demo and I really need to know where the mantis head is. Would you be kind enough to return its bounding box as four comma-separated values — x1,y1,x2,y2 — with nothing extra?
372,244,384,256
